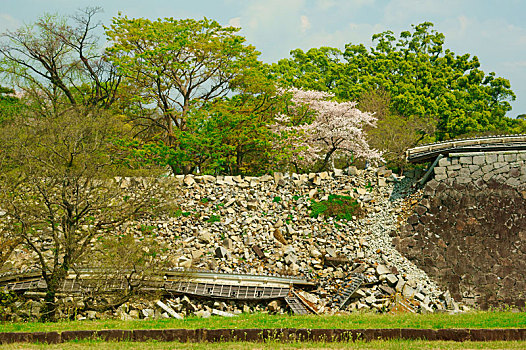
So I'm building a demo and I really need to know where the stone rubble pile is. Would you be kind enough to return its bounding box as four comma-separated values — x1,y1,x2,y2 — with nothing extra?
123,167,463,317
3,167,466,321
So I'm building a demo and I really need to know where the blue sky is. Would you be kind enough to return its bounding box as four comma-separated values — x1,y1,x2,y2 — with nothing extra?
1,0,525,116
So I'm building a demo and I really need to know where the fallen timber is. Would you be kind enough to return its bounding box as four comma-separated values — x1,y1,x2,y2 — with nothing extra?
0,268,316,301
164,269,315,301
406,134,526,163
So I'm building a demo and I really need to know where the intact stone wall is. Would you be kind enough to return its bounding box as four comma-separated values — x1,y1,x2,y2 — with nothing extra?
395,150,526,309
433,150,526,186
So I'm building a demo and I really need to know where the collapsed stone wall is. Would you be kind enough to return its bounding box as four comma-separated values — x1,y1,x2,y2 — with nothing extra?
5,167,459,321
394,151,526,309
15,148,526,318
129,169,452,314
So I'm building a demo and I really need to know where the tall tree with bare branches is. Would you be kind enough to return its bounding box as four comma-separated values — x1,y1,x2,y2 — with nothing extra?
0,7,120,109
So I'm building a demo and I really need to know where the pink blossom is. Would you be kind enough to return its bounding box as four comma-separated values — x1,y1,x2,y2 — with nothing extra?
273,88,382,170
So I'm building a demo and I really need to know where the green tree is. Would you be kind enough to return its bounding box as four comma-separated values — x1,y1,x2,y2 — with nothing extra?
511,114,526,134
359,88,435,169
0,105,170,322
105,16,263,174
272,22,517,141
76,233,171,314
271,47,345,94
117,91,285,176
190,93,283,175
0,10,170,322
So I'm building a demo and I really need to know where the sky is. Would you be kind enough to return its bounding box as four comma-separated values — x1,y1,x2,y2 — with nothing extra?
1,0,525,116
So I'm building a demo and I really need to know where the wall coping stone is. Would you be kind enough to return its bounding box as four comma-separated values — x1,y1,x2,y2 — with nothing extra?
449,150,526,157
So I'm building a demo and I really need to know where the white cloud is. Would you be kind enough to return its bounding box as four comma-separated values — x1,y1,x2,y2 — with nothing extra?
457,15,469,35
306,22,382,49
351,0,375,6
316,0,336,10
503,60,526,70
316,0,374,12
232,0,306,60
0,13,21,33
300,15,310,32
382,0,459,26
228,17,241,28
241,0,305,30
440,16,526,59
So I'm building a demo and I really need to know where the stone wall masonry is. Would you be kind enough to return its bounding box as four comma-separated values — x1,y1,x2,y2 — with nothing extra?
433,150,526,187
395,151,526,308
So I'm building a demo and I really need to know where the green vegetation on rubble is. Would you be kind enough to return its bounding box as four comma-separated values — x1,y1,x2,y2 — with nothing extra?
310,194,363,220
207,215,221,223
1,312,524,333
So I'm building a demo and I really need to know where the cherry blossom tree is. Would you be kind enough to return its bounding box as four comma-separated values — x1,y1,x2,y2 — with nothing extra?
274,88,382,172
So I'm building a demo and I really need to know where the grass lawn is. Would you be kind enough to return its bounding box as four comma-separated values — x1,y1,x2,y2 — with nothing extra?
1,339,526,349
1,311,525,333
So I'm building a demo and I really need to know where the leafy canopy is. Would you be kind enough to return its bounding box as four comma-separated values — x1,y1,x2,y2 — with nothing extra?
105,15,271,174
272,22,520,140
105,16,262,130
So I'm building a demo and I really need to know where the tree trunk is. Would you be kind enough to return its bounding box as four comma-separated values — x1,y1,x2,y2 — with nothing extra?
40,283,58,322
315,147,337,173
40,267,67,322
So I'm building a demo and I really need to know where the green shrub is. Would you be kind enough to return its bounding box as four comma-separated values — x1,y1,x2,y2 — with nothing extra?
207,215,221,223
0,291,18,321
139,224,156,234
310,201,328,218
273,196,281,203
0,291,17,307
310,194,363,221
